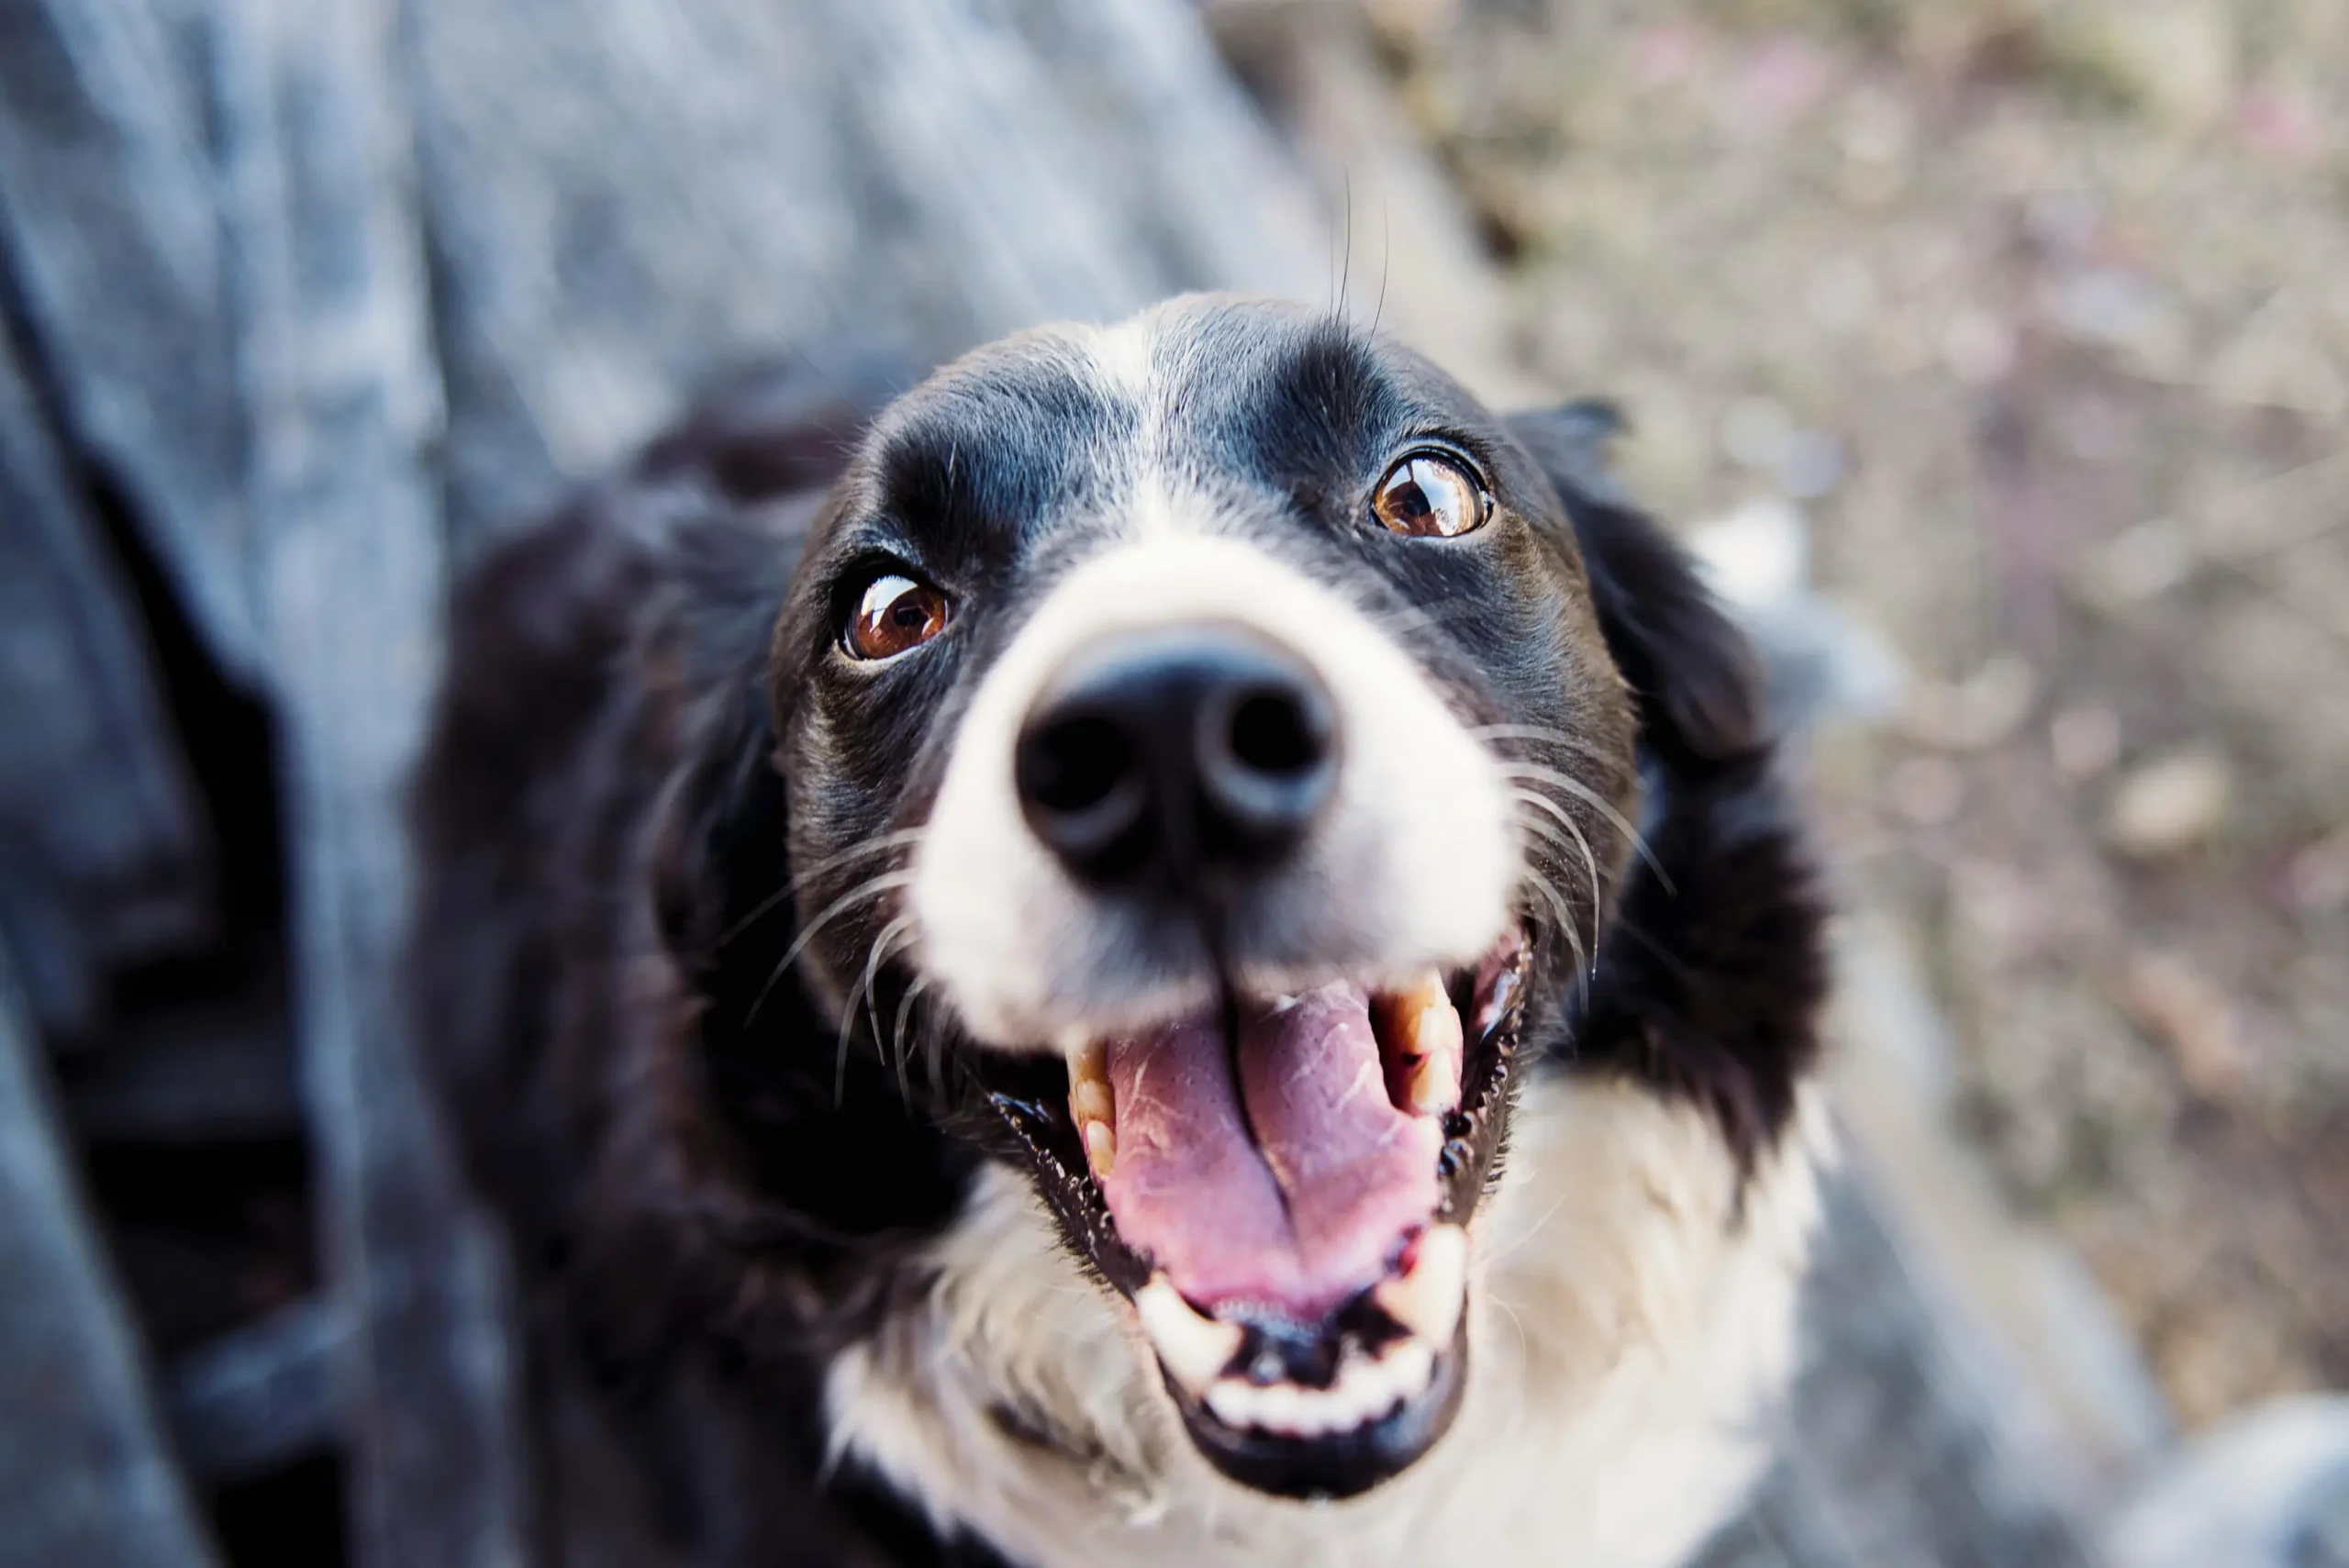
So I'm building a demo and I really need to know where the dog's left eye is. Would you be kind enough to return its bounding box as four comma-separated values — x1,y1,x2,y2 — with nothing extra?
1372,451,1490,539
845,573,952,661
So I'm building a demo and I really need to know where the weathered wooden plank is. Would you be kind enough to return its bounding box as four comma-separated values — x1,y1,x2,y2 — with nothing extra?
56,957,297,1142
166,1295,346,1484
0,313,212,1040
0,0,262,681
0,947,221,1568
211,0,534,1558
405,0,1328,539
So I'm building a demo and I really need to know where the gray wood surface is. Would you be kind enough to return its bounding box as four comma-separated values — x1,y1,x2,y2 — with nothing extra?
0,317,211,1040
0,947,221,1568
166,1296,347,1485
406,0,1329,542
215,0,535,1561
0,0,263,682
59,980,299,1144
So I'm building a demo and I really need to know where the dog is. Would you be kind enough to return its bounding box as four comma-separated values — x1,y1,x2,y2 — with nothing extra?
412,294,1831,1568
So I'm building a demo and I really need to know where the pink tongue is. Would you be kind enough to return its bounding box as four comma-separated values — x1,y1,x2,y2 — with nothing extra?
1098,982,1443,1322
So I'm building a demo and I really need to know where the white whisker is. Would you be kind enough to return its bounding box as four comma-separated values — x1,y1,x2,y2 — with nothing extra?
1499,762,1674,895
1510,788,1605,963
720,827,926,950
1469,721,1618,768
839,912,918,1105
890,973,933,1105
1516,859,1590,990
745,868,918,1028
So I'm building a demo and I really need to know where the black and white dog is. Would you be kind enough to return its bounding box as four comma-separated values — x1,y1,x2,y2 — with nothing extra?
413,295,1829,1567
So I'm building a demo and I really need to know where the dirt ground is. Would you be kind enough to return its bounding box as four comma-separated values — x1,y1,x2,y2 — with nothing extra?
1376,0,2349,1425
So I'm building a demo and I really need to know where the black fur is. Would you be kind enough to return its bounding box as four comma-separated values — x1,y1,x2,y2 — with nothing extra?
411,304,1824,1564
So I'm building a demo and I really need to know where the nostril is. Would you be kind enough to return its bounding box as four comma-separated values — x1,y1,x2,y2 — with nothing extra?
1228,687,1326,779
1197,673,1336,851
1016,708,1153,879
1022,713,1134,816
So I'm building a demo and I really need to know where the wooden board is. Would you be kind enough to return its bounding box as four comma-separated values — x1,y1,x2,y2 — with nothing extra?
405,0,1330,541
0,317,211,1039
214,0,536,1561
0,948,221,1568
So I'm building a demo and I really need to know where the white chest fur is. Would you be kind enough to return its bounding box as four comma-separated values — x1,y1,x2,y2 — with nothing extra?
827,1077,1831,1568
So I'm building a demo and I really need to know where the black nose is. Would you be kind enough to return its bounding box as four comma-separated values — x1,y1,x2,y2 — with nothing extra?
1015,628,1340,889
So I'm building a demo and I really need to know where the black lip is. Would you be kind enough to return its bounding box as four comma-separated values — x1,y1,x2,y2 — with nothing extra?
1166,1318,1471,1500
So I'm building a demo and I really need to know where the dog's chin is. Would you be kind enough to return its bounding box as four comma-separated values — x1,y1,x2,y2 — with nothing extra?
1163,1311,1470,1499
972,927,1532,1501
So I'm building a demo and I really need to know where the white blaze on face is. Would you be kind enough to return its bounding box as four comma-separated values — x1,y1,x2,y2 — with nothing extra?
910,530,1517,1050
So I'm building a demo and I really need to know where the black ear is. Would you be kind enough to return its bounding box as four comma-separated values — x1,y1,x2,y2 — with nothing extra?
1507,403,1764,765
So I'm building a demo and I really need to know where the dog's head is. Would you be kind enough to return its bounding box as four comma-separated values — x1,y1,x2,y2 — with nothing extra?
757,295,1753,1499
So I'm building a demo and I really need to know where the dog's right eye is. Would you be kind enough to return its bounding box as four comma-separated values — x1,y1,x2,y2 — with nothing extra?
845,573,952,662
1372,451,1490,539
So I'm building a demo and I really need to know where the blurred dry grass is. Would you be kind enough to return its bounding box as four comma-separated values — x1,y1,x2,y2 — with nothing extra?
1378,0,2349,1425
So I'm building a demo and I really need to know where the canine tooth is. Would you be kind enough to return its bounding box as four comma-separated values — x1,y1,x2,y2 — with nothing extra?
1385,1339,1437,1398
1380,973,1462,1116
1404,973,1464,1057
1082,1118,1117,1177
1066,1040,1117,1173
1071,1076,1113,1129
1405,1049,1454,1117
1375,1223,1468,1348
1354,1362,1397,1416
1134,1276,1242,1393
1066,1039,1109,1099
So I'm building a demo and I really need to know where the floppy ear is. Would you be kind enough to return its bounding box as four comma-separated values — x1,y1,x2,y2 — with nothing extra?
1506,403,1764,764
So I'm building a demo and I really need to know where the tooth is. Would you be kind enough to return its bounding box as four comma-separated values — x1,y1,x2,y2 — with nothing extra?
1385,1339,1437,1398
1065,1038,1108,1100
1408,975,1465,1056
1082,1119,1117,1177
1256,1382,1304,1432
1135,1276,1242,1393
1381,973,1463,1117
1325,1363,1377,1429
1066,1040,1116,1174
1071,1075,1113,1128
1375,1223,1468,1348
1388,1349,1431,1403
1206,1379,1252,1429
1405,1049,1454,1118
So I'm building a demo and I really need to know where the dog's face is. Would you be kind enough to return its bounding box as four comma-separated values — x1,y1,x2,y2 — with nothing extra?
764,296,1641,1499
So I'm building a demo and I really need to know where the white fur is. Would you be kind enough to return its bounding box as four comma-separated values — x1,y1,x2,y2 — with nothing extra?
910,530,1518,1050
828,1077,1833,1568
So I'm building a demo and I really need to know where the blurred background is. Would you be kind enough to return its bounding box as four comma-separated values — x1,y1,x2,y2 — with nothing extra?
0,0,2342,1564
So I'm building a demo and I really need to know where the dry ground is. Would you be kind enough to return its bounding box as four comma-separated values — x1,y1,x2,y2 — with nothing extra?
1378,0,2349,1425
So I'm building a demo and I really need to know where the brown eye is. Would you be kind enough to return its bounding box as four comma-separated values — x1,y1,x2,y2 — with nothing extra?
846,573,951,661
1372,451,1490,539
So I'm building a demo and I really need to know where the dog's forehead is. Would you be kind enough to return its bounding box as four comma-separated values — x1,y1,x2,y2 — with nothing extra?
853,297,1492,552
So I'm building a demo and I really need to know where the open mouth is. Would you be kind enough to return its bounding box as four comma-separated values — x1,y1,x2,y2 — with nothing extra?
984,929,1531,1499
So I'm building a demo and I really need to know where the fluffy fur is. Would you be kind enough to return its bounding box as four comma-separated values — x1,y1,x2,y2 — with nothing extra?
410,295,1830,1566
